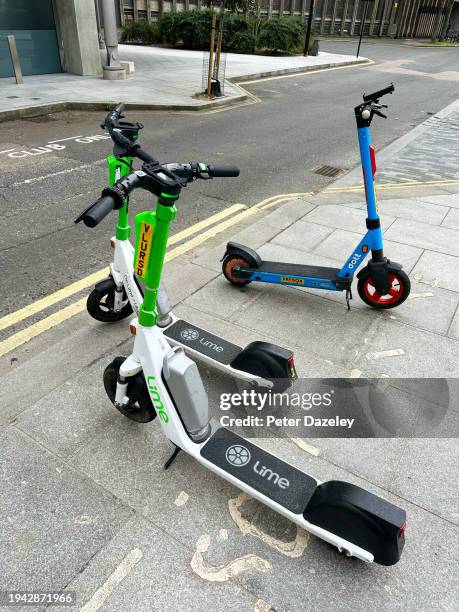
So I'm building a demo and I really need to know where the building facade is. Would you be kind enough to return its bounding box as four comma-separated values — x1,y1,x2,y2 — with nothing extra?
0,0,101,78
119,0,458,40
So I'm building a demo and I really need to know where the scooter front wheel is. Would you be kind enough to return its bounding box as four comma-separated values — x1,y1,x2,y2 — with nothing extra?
357,268,411,309
222,255,252,286
103,356,156,423
87,279,133,322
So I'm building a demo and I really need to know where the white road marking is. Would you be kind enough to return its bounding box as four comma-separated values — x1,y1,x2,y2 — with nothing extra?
366,348,405,360
12,160,105,186
253,599,273,612
174,491,189,507
48,135,83,143
79,548,143,612
228,492,309,558
5,134,110,160
218,529,229,541
408,292,434,299
290,437,320,456
190,534,271,582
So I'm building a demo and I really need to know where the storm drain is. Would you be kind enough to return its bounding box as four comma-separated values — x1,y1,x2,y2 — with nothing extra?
313,165,344,178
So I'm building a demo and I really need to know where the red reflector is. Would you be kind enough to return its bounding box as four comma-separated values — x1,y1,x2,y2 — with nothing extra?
287,355,297,380
370,145,377,176
399,521,407,538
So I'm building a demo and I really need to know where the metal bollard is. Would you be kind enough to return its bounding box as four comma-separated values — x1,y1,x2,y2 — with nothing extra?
7,35,23,84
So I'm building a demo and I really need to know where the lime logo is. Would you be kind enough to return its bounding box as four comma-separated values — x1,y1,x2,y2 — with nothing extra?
147,376,169,423
226,444,251,467
181,328,199,341
280,276,304,285
253,461,290,489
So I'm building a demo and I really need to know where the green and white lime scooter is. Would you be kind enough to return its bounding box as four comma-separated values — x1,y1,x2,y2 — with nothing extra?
82,104,296,390
75,150,407,567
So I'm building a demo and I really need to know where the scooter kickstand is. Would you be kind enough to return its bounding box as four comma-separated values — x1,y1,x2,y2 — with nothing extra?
164,445,181,470
345,288,353,311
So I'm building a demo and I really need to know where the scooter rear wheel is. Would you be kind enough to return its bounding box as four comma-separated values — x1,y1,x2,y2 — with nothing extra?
87,280,133,322
103,356,156,423
222,255,252,286
357,269,411,309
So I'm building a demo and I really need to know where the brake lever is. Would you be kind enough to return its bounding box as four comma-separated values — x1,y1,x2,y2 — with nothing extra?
374,109,387,119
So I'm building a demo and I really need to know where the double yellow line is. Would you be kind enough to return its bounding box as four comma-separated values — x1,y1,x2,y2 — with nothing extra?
0,193,309,358
325,178,459,193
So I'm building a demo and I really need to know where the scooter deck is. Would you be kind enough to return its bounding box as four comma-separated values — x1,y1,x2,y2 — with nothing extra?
163,320,242,366
257,261,342,280
201,428,317,514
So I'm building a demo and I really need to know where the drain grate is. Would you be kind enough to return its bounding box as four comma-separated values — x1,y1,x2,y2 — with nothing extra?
313,165,344,178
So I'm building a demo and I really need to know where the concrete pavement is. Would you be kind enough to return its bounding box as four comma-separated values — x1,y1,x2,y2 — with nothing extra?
1,93,458,610
0,44,368,121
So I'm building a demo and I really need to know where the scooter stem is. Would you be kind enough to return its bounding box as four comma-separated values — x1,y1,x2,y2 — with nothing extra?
138,200,177,328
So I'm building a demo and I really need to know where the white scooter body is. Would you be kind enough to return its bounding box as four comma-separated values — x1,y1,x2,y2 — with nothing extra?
109,236,285,387
119,319,374,564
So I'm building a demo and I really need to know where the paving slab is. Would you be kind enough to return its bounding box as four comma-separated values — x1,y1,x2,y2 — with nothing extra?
389,439,459,524
15,358,120,459
163,255,219,307
351,317,459,378
411,250,459,292
448,306,459,340
227,274,377,370
312,228,423,274
304,204,396,234
183,274,268,321
0,315,130,424
376,197,450,225
384,218,459,257
259,197,316,230
0,427,132,594
420,193,459,209
441,207,459,230
65,515,256,612
388,284,458,336
272,219,335,253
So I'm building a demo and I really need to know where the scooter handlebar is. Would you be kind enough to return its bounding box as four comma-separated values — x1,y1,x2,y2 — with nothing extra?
81,195,117,227
104,103,125,128
208,165,240,178
363,83,394,103
132,145,157,164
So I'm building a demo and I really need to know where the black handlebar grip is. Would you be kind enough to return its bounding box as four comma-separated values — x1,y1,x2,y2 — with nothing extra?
208,165,240,177
114,103,125,115
134,146,157,164
363,83,394,103
82,195,116,228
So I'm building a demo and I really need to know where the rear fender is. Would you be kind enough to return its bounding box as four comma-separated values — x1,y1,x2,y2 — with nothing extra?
304,480,406,565
230,341,293,387
223,242,262,268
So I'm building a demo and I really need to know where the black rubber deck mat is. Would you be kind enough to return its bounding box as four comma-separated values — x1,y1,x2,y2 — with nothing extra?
163,320,241,365
201,428,317,514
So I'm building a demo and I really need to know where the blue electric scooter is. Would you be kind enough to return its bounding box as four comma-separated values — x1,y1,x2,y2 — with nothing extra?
222,84,411,309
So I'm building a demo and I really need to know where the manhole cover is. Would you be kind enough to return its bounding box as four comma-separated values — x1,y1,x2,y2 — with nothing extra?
313,165,344,178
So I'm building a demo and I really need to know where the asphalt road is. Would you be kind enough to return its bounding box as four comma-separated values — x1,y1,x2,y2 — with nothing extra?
1,40,458,317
